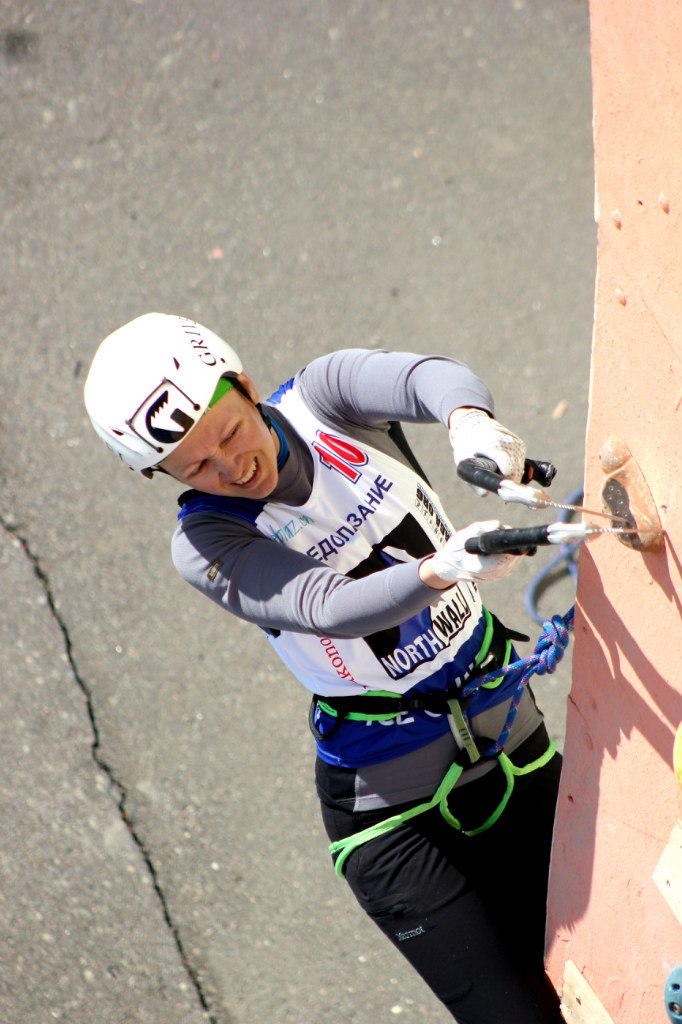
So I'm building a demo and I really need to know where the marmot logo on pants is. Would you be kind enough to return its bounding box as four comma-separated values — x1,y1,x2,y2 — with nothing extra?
396,925,426,942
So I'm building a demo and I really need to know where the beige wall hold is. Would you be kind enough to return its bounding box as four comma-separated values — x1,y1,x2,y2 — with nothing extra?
561,961,616,1024
599,435,664,551
654,723,682,925
653,820,682,927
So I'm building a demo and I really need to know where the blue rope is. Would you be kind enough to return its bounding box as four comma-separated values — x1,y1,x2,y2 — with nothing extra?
524,543,580,625
462,607,575,757
476,487,582,753
524,487,583,625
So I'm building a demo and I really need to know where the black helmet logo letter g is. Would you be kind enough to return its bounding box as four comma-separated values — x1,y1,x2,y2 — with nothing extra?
128,379,202,454
145,389,196,445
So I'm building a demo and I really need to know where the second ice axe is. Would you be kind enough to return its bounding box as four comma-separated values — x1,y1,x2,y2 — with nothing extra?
457,457,629,524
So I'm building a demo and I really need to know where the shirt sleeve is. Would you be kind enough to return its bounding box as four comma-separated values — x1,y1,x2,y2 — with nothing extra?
171,349,494,636
296,348,494,430
171,513,441,638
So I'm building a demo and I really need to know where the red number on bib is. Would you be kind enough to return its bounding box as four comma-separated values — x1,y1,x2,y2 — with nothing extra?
313,432,368,483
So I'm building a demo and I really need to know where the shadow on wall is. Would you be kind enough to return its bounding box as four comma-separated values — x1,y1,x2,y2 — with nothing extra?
548,542,681,929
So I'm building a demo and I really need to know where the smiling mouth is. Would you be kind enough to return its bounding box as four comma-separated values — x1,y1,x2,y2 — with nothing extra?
235,459,257,486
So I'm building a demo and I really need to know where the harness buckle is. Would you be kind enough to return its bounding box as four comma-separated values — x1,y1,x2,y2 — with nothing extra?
446,699,498,767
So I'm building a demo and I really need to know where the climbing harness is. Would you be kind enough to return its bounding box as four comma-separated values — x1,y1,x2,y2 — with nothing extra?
326,607,574,877
310,609,522,745
325,457,585,876
330,739,557,877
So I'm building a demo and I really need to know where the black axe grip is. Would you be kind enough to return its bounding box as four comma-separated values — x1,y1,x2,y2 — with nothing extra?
457,457,557,492
464,524,551,555
456,458,505,493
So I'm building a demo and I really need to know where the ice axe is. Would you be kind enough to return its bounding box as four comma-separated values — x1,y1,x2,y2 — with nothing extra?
457,457,627,523
462,520,660,556
457,452,664,554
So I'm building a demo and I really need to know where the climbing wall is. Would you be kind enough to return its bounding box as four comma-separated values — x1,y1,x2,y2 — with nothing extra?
545,2,682,1022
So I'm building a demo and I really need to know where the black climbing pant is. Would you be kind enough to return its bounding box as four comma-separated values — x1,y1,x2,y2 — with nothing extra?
319,724,565,1024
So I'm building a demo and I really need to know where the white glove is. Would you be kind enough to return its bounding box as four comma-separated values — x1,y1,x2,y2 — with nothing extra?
431,520,523,583
449,408,527,491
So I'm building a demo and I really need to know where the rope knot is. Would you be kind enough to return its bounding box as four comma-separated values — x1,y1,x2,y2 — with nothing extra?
472,607,575,756
531,612,572,676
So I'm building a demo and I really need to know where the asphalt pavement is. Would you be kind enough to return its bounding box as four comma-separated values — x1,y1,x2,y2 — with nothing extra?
2,2,594,1021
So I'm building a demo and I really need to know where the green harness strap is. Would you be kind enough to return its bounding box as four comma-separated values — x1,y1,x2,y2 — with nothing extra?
320,606,550,878
329,738,556,878
316,609,505,727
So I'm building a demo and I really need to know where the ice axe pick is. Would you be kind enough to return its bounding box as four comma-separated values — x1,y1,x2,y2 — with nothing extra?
457,457,630,524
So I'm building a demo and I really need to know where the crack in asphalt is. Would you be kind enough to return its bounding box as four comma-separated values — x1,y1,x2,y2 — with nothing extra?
3,517,220,1024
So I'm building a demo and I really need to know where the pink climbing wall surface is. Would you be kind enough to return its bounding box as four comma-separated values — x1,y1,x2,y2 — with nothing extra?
546,1,682,1021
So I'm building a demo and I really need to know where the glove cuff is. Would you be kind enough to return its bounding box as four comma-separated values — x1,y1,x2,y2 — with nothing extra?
449,409,526,483
448,408,491,453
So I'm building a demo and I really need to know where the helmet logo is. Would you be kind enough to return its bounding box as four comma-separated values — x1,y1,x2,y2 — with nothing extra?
128,379,201,454
180,320,219,365
145,389,195,444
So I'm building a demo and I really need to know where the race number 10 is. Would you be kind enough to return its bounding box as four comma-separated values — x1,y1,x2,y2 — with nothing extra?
312,431,368,483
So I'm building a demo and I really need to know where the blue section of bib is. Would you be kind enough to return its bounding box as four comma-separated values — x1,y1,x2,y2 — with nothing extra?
178,494,266,525
311,616,521,768
266,377,295,405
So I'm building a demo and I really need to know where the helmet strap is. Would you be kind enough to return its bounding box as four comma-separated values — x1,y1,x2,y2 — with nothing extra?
225,375,272,429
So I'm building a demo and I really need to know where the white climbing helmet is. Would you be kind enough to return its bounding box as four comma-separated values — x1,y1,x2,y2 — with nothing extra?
84,313,243,476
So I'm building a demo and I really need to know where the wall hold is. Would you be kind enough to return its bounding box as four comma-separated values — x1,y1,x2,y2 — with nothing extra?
599,435,664,551
665,967,682,1023
653,821,682,926
561,960,615,1024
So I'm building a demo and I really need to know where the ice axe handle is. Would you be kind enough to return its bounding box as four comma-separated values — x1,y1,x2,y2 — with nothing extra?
457,457,557,492
464,524,550,556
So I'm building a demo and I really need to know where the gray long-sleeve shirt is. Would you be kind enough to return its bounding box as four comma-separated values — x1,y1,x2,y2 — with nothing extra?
171,350,543,810
172,348,494,634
